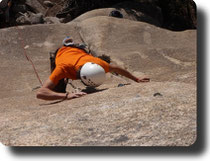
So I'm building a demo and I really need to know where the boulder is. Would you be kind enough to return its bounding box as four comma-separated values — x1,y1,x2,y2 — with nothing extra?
43,0,54,8
25,0,46,14
16,13,30,24
30,13,44,24
16,12,44,25
68,1,163,27
73,8,131,22
44,16,61,24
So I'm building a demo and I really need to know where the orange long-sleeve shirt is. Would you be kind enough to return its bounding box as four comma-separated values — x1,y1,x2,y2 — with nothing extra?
49,46,110,85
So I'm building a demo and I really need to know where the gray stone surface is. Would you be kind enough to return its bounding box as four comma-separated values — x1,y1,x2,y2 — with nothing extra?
43,1,55,8
44,16,61,24
0,15,196,146
25,0,46,14
16,12,44,25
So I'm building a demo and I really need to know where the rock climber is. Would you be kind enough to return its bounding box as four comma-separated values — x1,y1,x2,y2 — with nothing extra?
36,37,150,101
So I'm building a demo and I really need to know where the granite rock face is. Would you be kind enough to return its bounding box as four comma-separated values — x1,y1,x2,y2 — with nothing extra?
0,14,196,146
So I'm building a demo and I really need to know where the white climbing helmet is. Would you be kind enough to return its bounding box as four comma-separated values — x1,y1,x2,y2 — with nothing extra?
80,62,106,87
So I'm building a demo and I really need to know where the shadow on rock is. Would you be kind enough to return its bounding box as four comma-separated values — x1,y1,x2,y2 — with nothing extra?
81,87,108,94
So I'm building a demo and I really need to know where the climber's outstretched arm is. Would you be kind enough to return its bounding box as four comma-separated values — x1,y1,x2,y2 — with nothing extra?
36,78,86,101
109,64,150,83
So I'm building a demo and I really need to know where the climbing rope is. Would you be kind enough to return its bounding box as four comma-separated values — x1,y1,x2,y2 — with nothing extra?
15,25,43,86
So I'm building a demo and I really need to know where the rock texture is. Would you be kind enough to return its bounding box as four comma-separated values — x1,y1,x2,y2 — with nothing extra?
0,12,196,146
43,0,196,30
1,0,196,31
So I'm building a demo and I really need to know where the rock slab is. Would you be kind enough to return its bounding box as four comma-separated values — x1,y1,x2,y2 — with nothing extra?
0,15,196,146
